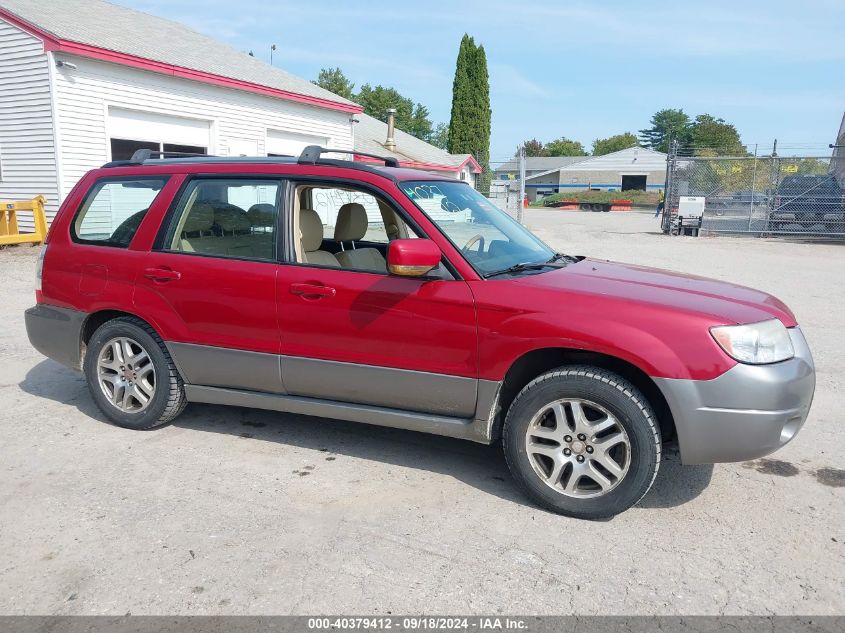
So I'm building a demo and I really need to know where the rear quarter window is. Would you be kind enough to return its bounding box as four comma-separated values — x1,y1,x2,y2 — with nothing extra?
72,177,168,247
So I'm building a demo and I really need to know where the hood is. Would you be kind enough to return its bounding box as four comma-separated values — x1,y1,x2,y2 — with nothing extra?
519,258,797,327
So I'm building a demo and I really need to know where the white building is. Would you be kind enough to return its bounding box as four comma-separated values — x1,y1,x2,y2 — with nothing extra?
523,147,668,200
0,0,476,231
353,112,481,188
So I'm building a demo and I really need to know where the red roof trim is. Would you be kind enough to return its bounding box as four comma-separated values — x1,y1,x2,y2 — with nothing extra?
457,155,484,174
0,6,61,45
0,8,362,114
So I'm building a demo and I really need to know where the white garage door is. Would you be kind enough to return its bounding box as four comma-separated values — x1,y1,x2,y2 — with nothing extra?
266,129,328,157
108,107,211,163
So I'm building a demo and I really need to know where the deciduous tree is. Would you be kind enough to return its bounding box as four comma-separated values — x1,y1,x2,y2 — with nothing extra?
515,139,547,157
312,67,355,101
592,132,639,156
356,84,434,142
545,136,588,157
689,114,746,156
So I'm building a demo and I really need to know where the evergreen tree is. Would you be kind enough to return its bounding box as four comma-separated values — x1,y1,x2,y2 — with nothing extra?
639,109,692,153
472,43,492,194
448,35,475,155
448,34,491,193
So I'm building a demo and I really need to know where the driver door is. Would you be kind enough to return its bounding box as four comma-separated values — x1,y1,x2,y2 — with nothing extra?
276,180,479,417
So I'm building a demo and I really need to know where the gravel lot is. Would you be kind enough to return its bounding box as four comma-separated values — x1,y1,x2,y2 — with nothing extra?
1,211,843,616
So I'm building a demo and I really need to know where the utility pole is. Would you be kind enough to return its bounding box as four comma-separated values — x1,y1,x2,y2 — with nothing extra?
518,146,526,224
748,143,758,232
270,44,276,66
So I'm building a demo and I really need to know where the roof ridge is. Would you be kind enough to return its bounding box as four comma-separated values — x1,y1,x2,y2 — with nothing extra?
0,0,359,110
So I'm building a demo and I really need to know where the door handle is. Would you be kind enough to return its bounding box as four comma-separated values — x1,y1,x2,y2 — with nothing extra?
143,266,181,282
289,283,336,298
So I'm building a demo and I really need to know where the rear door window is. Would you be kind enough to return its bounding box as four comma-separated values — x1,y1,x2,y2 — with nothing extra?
162,178,282,262
72,177,168,247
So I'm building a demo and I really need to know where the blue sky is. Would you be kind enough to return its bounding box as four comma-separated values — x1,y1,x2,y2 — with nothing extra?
116,0,844,162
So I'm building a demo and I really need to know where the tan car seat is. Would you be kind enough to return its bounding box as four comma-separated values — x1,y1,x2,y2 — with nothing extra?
179,203,215,252
333,203,387,272
300,209,340,267
247,203,275,230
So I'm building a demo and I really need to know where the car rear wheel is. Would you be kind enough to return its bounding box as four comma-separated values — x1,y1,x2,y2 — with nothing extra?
83,316,187,430
503,366,661,519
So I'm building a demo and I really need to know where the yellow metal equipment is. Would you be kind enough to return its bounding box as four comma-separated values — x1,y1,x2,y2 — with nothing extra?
0,196,49,246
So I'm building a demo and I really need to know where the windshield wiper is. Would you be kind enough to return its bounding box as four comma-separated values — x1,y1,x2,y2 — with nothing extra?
484,261,560,278
483,253,576,279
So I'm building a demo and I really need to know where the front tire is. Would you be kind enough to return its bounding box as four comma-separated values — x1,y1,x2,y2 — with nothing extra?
503,366,661,519
83,316,187,430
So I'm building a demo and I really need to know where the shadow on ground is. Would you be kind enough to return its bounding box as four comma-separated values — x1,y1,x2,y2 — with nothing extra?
20,359,714,514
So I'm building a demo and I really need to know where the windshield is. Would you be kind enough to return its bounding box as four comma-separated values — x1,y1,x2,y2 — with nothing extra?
401,181,555,276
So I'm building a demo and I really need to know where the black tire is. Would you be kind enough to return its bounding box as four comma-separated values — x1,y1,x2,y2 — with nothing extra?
83,316,187,430
503,366,661,519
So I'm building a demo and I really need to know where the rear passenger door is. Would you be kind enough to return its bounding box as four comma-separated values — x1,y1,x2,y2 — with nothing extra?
134,176,284,393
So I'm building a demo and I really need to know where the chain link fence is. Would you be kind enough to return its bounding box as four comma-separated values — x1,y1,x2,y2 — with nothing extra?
487,180,524,222
661,151,845,237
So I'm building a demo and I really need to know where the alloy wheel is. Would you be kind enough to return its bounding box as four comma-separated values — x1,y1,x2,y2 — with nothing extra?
96,336,156,413
524,398,631,498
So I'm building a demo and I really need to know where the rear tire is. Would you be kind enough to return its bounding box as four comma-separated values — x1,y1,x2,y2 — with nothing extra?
83,316,187,430
503,366,661,519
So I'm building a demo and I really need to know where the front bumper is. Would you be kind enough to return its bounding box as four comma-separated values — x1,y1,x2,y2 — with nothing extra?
654,327,815,464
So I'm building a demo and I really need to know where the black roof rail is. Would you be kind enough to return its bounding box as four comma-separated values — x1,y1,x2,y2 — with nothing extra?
298,145,399,168
129,149,212,164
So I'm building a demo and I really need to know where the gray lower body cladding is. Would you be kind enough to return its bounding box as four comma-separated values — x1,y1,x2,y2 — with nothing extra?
185,385,493,443
167,342,500,443
654,327,815,464
24,304,85,370
28,307,815,457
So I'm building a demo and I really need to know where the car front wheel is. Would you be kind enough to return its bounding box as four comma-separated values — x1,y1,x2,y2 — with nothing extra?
83,316,187,430
503,366,661,519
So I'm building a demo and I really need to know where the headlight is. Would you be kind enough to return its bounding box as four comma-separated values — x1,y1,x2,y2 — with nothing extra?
710,319,794,364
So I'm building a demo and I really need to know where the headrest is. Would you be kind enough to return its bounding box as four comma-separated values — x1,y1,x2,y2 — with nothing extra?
300,209,325,252
248,203,275,227
215,207,250,232
334,203,368,241
183,203,214,233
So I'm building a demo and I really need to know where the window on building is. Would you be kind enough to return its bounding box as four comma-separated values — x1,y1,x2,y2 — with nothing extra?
110,138,207,161
72,177,168,247
164,178,281,262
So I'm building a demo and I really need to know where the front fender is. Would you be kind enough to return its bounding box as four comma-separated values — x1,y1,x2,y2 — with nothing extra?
477,310,694,381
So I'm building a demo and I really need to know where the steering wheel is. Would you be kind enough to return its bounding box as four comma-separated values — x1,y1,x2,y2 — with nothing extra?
461,234,486,253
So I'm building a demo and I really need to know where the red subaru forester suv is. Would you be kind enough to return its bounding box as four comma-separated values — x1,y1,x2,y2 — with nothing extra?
26,147,815,518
